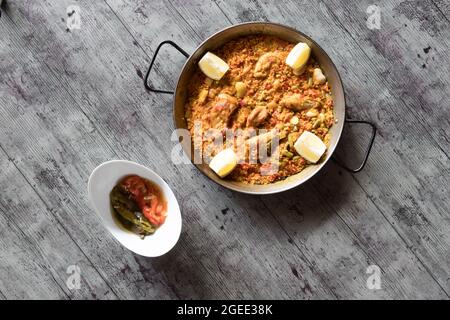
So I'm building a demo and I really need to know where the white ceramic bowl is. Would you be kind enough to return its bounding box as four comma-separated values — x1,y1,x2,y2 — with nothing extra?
87,160,182,257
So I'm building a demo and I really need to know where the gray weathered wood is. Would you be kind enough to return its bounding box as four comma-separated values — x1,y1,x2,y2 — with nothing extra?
0,0,448,299
211,0,450,295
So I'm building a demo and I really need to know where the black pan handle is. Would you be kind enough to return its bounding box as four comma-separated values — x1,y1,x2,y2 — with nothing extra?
332,119,377,173
144,40,189,94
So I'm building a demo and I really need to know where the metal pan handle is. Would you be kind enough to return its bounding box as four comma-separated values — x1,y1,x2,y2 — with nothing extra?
144,40,189,94
332,119,377,173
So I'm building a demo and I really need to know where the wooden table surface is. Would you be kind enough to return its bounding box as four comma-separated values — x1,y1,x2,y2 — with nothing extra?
0,0,449,300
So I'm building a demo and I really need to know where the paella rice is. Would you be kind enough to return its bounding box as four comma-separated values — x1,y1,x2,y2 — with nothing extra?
185,35,334,184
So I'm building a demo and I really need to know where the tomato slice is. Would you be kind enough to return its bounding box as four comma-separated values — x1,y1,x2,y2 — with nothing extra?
120,175,167,226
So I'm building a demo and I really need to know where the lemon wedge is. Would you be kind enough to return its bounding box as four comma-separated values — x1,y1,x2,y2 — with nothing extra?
294,131,327,163
286,42,311,70
209,148,238,178
198,52,229,80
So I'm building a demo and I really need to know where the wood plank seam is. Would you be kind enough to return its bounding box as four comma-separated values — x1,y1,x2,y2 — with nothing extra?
0,142,121,299
307,181,417,296
319,0,449,160
212,0,234,23
159,2,341,297
316,0,450,294
205,0,406,296
349,173,450,297
104,0,183,100
0,202,70,299
41,60,121,159
397,97,448,159
430,0,450,24
2,0,447,299
309,183,386,270
98,0,342,298
258,0,450,295
210,0,449,297
0,288,7,300
165,0,204,43
148,2,447,294
4,10,176,298
103,0,152,60
261,199,340,299
32,2,235,297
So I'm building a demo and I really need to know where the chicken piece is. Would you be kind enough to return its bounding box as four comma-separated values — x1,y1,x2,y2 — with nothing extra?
280,94,320,111
266,101,278,111
254,52,280,78
313,68,326,84
246,106,269,127
208,93,239,130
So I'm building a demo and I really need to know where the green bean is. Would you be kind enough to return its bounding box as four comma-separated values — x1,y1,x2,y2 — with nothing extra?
282,150,294,158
